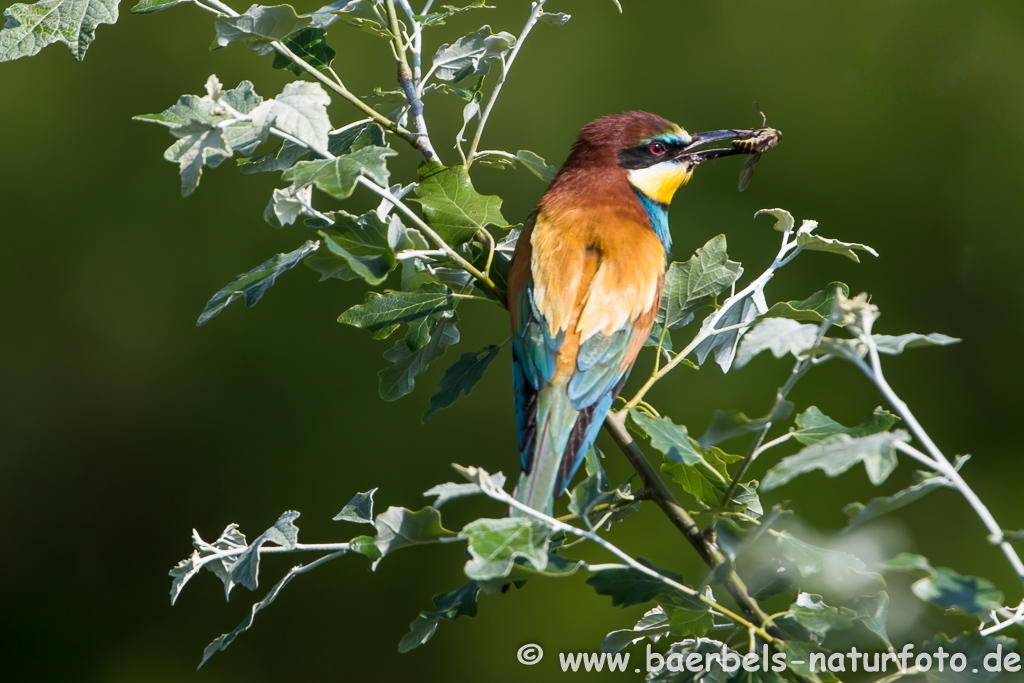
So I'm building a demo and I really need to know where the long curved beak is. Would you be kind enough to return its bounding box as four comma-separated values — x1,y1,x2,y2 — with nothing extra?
675,129,744,164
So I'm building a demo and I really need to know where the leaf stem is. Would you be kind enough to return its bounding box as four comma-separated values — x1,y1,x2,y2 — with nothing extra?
465,0,547,167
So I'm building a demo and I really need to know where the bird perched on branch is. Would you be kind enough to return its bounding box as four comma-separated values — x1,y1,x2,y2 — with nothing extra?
508,111,772,514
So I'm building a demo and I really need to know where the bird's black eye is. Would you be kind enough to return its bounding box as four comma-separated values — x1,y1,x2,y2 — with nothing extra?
649,141,666,156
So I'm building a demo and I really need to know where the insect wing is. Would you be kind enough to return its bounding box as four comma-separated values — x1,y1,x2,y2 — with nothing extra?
738,152,760,192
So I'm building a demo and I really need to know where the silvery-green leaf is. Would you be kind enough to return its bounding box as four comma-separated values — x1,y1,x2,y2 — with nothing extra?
165,122,232,196
693,287,768,372
238,139,309,174
251,81,332,156
399,582,480,653
198,241,319,325
538,11,570,25
0,0,117,62
787,592,855,642
762,429,910,491
873,332,960,355
794,220,879,262
423,471,506,508
130,0,181,14
226,511,300,595
431,25,515,82
412,162,509,246
843,471,953,532
169,524,247,605
734,318,818,369
755,207,795,234
790,406,899,446
315,211,399,285
334,488,377,524
415,0,491,26
214,3,313,55
697,400,794,449
601,607,669,654
912,568,1004,615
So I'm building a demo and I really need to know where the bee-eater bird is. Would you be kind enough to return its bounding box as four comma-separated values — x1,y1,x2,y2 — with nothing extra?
508,111,751,514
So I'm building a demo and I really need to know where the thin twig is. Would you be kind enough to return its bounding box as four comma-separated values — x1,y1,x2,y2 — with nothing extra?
465,0,548,167
384,0,439,161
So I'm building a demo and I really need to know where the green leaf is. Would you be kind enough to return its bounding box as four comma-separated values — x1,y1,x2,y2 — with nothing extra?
0,0,118,62
586,560,700,609
197,241,319,326
316,211,401,285
348,534,380,560
399,581,480,653
415,0,491,26
788,593,855,642
873,332,961,355
602,607,669,653
761,429,910,491
227,511,300,594
338,283,453,350
412,162,509,247
372,506,452,566
214,4,313,54
251,81,333,157
515,150,556,182
627,409,702,465
764,282,850,324
746,557,796,600
668,607,715,638
379,316,460,401
791,406,899,446
775,530,877,581
880,552,934,573
912,568,1004,615
794,220,879,262
334,488,377,524
422,344,502,421
328,121,385,155
272,26,335,74
755,207,795,234
734,318,818,369
130,0,181,14
694,288,768,372
283,145,395,199
854,591,892,648
697,400,794,449
659,235,741,330
238,139,308,174
843,471,953,532
460,518,550,581
430,25,515,83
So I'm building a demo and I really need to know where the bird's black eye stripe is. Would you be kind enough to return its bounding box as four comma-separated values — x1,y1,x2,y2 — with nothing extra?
617,140,682,169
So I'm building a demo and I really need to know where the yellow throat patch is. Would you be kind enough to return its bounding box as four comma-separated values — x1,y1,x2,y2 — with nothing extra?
627,162,693,205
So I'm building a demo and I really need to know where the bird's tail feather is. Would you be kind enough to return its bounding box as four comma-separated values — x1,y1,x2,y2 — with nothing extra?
513,385,578,517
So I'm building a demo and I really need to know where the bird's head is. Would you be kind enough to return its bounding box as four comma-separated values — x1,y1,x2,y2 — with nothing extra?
557,111,744,207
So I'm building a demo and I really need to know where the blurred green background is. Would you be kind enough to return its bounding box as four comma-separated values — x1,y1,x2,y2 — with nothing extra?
2,1,1024,681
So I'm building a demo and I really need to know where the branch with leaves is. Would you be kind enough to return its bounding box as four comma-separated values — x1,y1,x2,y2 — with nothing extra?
5,0,1022,680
